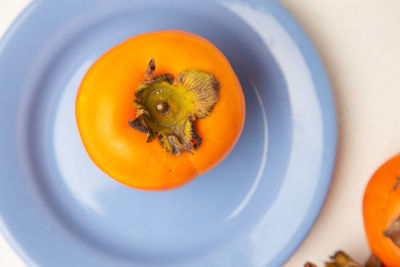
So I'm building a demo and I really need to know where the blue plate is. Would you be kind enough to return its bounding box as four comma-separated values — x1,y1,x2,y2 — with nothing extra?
0,0,336,266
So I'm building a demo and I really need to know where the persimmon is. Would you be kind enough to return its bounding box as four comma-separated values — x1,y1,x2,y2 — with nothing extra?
75,30,245,191
363,153,400,266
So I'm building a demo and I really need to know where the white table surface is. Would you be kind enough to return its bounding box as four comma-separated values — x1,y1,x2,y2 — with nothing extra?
1,0,400,266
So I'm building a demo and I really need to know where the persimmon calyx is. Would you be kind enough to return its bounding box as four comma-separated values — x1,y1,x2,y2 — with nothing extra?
325,251,362,267
305,251,382,267
129,59,220,155
384,215,400,248
364,255,382,267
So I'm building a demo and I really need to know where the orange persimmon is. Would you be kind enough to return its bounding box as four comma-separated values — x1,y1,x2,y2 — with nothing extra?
76,30,245,191
363,153,400,266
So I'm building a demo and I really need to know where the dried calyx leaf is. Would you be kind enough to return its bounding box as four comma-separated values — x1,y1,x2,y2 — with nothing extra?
364,255,382,267
305,251,382,267
325,251,362,267
129,59,220,155
384,215,400,248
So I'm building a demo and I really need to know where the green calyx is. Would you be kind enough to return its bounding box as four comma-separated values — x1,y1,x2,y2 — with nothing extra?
129,59,220,155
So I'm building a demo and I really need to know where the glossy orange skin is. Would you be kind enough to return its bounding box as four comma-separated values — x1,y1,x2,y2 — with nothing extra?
76,30,245,191
363,153,400,266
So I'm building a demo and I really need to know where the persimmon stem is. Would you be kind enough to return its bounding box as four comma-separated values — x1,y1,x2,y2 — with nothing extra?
156,101,169,113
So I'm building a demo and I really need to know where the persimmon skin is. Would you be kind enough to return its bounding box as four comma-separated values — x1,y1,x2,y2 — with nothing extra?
76,30,245,191
363,153,400,266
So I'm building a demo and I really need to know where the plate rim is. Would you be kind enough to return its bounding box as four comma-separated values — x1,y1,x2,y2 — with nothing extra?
0,0,337,266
